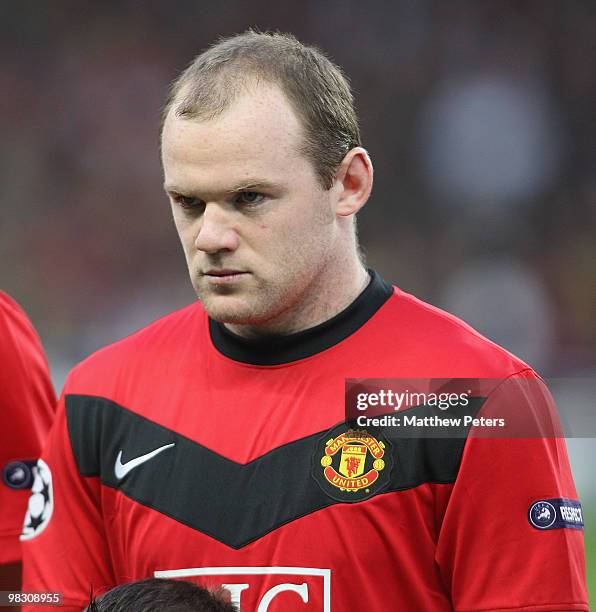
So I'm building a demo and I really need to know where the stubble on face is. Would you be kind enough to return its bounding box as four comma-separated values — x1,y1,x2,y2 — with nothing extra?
196,193,336,329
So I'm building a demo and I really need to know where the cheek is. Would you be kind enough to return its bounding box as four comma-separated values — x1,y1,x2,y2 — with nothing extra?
173,219,198,256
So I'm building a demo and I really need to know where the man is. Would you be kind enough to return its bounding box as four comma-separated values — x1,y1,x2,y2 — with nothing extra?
0,292,55,592
86,578,237,611
22,31,588,611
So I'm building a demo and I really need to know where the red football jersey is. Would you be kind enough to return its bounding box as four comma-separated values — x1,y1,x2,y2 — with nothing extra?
21,272,587,610
0,292,56,564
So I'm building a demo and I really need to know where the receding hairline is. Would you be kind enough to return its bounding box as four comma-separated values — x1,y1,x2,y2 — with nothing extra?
161,78,316,178
161,30,320,125
160,30,362,190
162,72,303,138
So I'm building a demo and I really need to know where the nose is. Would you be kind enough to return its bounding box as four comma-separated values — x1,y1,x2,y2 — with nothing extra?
194,203,240,254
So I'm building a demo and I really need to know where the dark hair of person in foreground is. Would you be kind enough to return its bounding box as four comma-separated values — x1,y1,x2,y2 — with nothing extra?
86,578,238,611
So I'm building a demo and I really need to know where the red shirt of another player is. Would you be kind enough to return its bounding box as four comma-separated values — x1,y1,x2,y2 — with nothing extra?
0,292,56,565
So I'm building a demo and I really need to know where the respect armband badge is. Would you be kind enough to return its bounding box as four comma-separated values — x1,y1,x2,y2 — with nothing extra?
528,498,584,530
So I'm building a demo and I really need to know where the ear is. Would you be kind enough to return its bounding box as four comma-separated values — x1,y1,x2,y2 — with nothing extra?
332,147,374,217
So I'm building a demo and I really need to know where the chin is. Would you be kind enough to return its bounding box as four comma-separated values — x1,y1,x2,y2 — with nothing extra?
199,294,271,325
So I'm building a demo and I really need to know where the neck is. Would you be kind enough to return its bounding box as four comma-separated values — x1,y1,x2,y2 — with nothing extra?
225,254,369,339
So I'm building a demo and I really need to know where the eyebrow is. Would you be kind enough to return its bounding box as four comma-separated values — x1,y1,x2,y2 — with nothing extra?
163,179,280,195
229,180,278,193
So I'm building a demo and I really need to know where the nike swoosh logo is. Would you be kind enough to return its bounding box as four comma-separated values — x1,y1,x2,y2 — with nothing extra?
114,443,175,479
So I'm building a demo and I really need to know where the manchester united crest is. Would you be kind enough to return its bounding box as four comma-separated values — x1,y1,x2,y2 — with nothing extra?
312,424,393,502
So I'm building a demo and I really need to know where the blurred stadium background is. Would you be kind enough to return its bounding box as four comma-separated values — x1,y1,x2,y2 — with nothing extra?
1,0,594,602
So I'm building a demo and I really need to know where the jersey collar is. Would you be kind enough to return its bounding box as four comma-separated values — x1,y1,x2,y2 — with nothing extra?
209,269,393,365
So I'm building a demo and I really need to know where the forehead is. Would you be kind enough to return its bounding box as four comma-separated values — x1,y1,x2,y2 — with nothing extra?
161,84,311,191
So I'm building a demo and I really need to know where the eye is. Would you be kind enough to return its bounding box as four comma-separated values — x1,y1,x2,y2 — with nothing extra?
235,191,265,206
173,194,204,211
180,195,200,207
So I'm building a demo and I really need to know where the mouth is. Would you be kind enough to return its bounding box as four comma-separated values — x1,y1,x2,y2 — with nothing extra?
202,269,249,285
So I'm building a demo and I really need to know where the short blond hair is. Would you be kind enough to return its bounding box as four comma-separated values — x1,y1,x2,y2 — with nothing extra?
162,30,362,189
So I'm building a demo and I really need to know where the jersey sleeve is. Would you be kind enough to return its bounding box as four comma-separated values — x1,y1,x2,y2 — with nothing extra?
0,292,56,565
20,372,117,611
435,371,588,611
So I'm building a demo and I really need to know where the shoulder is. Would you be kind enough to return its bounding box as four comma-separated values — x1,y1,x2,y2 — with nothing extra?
0,290,33,332
0,290,21,314
67,301,207,391
0,291,45,358
374,286,531,377
0,291,55,418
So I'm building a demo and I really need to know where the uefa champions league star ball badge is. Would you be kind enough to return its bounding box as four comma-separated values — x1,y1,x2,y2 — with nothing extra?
20,459,54,540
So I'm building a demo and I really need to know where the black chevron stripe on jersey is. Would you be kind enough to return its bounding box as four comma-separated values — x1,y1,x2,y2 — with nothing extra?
65,394,485,549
